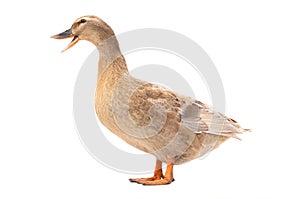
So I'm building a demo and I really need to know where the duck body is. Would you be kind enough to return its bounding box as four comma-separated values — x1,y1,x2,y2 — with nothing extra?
52,15,249,185
94,51,245,165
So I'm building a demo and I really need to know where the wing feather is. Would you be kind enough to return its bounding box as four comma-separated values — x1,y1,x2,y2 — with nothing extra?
180,100,248,140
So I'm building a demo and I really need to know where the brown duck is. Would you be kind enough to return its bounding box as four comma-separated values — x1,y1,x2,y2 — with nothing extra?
52,15,249,185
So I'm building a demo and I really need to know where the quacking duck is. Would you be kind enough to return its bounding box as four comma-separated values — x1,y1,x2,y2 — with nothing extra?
52,15,249,185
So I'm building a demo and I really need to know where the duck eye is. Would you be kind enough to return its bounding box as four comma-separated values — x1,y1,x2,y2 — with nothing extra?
80,19,86,23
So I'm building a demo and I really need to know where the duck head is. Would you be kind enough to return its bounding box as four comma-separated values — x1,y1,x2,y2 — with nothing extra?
51,15,115,52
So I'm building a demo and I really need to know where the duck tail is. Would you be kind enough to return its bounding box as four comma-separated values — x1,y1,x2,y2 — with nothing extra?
204,113,251,140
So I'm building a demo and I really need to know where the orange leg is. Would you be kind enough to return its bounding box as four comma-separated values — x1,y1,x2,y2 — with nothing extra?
129,159,164,183
129,158,174,186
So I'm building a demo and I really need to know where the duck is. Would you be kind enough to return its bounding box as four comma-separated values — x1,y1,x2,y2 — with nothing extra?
51,15,249,185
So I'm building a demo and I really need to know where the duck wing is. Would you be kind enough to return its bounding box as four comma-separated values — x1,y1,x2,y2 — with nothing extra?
125,80,248,140
180,99,249,140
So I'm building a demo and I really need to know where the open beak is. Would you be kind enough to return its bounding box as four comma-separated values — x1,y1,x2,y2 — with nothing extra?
51,28,80,52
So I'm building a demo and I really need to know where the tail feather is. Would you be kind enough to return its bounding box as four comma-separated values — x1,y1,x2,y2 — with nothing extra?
203,131,242,140
180,100,250,140
202,113,250,140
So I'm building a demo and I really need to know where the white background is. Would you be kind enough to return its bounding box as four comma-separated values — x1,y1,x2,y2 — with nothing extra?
1,0,299,198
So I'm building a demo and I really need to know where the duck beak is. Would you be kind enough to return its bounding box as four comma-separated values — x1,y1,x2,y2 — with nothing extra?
51,28,80,52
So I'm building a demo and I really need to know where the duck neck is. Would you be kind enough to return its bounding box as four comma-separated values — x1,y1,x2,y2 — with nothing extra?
97,36,128,80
